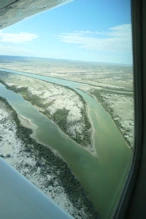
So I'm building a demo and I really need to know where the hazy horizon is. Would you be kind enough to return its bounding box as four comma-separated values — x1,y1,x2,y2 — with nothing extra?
0,55,133,67
0,0,132,65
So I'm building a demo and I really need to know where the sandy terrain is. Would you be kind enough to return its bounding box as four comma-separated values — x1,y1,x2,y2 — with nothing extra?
101,93,134,148
0,100,75,216
0,57,133,91
0,98,98,219
0,56,134,149
88,88,134,148
0,72,92,152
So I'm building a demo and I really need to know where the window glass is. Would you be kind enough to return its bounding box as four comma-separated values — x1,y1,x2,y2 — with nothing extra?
0,0,133,218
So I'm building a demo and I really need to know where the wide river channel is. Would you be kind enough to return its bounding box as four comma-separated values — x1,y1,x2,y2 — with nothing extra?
0,69,132,219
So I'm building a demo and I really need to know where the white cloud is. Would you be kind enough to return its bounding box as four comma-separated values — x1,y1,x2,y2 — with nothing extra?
55,24,132,54
0,31,38,44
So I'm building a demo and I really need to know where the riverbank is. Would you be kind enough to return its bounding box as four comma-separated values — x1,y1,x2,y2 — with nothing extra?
90,89,134,149
0,96,99,219
0,67,133,218
0,72,93,153
0,57,133,91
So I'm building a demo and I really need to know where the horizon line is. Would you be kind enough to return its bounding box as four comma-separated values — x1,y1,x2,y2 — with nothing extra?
0,54,133,66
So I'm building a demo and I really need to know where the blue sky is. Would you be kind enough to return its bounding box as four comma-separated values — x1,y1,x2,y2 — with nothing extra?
0,0,132,64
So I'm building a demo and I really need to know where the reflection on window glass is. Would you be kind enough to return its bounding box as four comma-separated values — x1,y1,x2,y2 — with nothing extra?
0,0,133,218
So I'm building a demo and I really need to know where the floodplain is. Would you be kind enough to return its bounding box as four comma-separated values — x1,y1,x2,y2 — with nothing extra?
0,56,133,219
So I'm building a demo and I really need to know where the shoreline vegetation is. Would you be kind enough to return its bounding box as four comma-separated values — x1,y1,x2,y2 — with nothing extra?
0,58,134,218
0,68,134,151
0,96,99,219
90,89,134,149
0,74,93,153
1,65,132,92
0,61,133,92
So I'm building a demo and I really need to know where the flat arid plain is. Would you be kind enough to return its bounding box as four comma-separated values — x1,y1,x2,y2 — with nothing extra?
0,56,134,219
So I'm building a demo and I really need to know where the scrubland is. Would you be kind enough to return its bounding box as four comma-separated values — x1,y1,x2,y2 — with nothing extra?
0,98,98,219
0,57,134,148
0,72,92,152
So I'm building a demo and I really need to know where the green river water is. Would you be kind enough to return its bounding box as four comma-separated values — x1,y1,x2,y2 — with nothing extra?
0,69,132,218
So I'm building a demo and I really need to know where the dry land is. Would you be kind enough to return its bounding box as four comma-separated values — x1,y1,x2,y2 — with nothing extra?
0,71,93,153
0,56,134,218
0,56,134,149
0,56,133,91
0,97,99,219
90,89,134,148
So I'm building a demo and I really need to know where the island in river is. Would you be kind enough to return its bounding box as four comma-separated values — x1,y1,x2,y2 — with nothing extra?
0,56,133,219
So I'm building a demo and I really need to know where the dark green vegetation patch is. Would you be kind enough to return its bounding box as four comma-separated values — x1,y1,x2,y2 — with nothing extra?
0,96,99,219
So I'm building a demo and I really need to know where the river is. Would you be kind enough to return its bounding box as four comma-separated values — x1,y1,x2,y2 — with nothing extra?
0,69,132,219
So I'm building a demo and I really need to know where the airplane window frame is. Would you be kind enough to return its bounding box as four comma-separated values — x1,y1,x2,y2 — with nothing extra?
114,0,145,218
